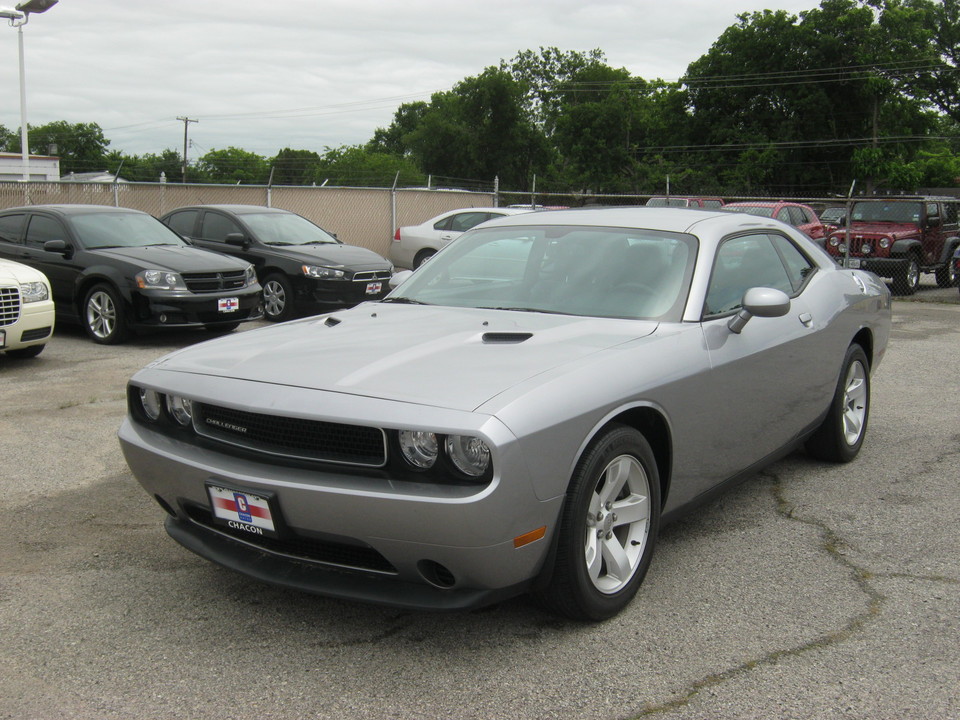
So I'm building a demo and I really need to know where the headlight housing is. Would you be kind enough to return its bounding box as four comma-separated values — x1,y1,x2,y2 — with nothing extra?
244,265,257,286
394,429,492,481
302,264,346,279
19,281,49,303
136,269,186,290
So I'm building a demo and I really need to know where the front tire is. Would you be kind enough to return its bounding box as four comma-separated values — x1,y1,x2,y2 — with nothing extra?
83,283,128,344
535,425,660,621
894,255,920,295
262,273,294,322
934,251,958,288
805,344,870,463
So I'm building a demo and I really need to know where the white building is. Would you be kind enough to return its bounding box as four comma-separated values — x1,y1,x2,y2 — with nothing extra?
0,152,61,182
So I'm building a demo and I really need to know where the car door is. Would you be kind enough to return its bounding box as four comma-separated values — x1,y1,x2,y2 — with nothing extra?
437,211,500,248
681,232,825,498
20,213,81,311
194,210,263,267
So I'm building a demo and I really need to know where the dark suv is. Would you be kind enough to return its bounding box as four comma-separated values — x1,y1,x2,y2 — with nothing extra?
824,197,960,294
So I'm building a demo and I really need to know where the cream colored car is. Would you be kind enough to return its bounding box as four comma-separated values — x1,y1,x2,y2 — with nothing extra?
0,259,55,358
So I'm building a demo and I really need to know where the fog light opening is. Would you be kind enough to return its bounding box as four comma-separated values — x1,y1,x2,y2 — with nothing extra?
417,559,456,589
159,313,168,324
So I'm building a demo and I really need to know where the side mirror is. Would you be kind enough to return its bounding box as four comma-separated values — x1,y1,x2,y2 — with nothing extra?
728,287,791,334
389,270,413,289
43,239,72,257
225,232,250,249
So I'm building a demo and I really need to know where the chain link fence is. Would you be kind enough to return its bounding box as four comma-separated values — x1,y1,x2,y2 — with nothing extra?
2,181,958,298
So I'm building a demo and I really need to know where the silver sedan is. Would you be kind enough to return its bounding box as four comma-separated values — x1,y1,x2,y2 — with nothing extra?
119,207,891,620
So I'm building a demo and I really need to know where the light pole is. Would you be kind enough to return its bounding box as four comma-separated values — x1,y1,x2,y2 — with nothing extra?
2,0,58,182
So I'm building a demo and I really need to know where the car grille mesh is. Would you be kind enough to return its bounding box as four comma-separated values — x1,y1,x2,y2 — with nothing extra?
0,287,21,327
182,270,248,293
193,402,387,467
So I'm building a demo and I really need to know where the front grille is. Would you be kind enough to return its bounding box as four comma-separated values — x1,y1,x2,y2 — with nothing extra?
0,287,21,326
353,270,392,282
193,402,387,467
21,326,52,342
182,270,248,293
183,504,397,574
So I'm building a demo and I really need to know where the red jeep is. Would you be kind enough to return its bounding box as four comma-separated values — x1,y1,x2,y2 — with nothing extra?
824,197,960,294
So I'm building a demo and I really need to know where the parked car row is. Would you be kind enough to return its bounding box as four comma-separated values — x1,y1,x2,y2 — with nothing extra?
0,203,395,348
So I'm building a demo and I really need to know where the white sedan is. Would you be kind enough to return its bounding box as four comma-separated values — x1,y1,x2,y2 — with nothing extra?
0,258,55,359
389,207,531,269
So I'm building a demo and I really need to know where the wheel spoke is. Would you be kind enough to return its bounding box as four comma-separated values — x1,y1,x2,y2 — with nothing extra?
612,493,649,527
600,535,632,582
597,456,631,506
585,532,602,582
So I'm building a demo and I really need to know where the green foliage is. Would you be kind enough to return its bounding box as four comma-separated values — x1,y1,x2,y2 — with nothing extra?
26,121,110,175
271,148,322,185
104,149,182,182
196,147,270,184
311,145,424,187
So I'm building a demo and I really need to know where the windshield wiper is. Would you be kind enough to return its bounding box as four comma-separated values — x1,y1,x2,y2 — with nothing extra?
477,306,566,315
380,297,430,305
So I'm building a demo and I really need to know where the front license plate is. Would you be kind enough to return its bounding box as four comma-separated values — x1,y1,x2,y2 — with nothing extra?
218,297,239,313
845,258,861,269
365,282,382,295
206,483,280,538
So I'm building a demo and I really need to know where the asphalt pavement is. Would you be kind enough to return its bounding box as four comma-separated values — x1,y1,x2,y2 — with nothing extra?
1,289,958,720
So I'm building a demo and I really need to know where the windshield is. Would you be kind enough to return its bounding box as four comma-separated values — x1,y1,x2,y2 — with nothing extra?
723,205,774,218
850,201,922,223
242,213,338,246
387,225,697,321
71,213,187,250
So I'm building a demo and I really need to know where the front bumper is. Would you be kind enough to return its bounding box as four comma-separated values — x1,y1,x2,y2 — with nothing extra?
832,256,903,278
292,276,390,310
118,414,562,611
1,297,55,351
130,287,263,328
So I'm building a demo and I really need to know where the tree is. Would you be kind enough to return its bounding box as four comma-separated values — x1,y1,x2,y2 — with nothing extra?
367,102,428,157
103,149,183,182
195,147,270,184
311,145,424,187
271,148,322,185
25,121,109,175
0,124,15,153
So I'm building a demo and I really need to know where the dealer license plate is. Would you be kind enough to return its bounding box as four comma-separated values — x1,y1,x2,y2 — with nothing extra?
206,484,279,538
218,297,239,313
365,282,382,295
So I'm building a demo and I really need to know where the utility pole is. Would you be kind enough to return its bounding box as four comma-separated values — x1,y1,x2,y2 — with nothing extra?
177,116,197,182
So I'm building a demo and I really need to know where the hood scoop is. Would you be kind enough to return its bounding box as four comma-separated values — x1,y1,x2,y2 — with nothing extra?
482,331,533,344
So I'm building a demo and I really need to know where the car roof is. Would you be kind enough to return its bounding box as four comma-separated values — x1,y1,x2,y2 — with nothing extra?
0,204,148,216
476,205,777,236
168,205,289,215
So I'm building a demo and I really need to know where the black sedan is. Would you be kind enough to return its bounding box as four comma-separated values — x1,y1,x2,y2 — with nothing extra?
0,205,262,344
161,205,393,321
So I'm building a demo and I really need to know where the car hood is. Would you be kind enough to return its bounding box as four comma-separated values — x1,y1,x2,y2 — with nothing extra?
265,243,390,270
91,245,247,271
0,258,45,284
830,222,918,238
149,305,658,411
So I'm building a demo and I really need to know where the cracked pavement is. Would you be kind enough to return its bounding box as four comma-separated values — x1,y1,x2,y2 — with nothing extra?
1,302,958,720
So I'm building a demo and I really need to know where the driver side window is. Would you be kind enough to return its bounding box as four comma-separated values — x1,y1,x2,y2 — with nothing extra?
704,234,794,317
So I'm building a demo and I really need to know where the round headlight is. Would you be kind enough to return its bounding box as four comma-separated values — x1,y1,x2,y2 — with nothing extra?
828,237,841,247
445,435,491,477
166,395,193,426
879,238,891,249
398,430,438,469
139,388,162,421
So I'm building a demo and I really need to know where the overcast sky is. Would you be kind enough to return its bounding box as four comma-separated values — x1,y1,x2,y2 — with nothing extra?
1,0,817,161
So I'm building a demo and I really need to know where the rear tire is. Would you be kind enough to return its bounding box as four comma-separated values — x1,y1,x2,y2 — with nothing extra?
805,344,870,463
534,425,660,621
413,249,436,269
934,250,958,288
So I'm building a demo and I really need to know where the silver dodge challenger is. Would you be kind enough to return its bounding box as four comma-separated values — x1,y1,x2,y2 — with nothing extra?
119,207,892,620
